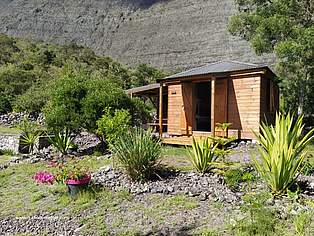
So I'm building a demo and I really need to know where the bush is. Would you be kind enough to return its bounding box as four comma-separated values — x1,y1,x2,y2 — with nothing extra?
208,135,236,163
44,72,149,135
253,113,314,196
43,73,87,133
110,128,161,181
0,95,12,114
96,108,131,145
187,137,218,173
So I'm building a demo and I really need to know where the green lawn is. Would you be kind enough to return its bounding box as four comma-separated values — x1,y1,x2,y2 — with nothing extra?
0,155,223,235
161,146,193,171
0,125,21,135
0,155,13,165
1,150,314,235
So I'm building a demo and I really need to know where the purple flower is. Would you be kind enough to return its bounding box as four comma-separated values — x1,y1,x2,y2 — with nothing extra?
33,171,55,184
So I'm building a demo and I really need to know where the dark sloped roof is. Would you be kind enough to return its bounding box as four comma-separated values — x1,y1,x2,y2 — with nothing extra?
126,83,160,95
159,60,273,81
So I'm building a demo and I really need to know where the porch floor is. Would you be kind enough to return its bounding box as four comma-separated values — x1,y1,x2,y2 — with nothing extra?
162,136,193,146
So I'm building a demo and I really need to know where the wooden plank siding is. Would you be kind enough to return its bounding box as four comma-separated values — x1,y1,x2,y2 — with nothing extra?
167,84,183,135
165,74,278,141
227,76,261,139
214,78,228,126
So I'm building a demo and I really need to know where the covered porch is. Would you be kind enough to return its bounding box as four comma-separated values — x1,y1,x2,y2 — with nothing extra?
126,79,233,146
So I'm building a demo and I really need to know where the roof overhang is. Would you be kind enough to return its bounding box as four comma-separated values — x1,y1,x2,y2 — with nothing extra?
125,83,160,96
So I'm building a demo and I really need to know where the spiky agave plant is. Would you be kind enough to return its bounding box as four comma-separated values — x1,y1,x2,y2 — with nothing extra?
253,113,314,196
48,129,75,156
187,137,219,173
18,118,42,154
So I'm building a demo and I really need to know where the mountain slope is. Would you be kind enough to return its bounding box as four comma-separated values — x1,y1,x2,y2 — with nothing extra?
0,0,274,70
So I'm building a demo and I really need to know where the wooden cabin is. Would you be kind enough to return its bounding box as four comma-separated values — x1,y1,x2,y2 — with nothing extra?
127,61,279,145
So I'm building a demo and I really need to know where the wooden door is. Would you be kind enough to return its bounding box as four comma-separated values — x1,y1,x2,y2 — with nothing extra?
181,82,193,135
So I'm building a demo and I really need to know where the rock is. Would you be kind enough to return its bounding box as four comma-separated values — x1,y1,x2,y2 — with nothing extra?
198,193,208,201
93,167,241,204
0,1,274,72
74,132,101,155
100,165,112,173
167,186,174,193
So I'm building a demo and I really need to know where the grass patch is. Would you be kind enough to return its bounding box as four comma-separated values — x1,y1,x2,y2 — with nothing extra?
161,146,188,157
161,146,193,171
0,155,13,165
0,156,112,218
0,125,21,135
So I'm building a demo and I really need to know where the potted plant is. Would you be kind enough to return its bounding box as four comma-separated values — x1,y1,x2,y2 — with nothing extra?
53,160,91,197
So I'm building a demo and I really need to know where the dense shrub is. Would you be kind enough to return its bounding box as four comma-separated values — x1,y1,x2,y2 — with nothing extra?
13,82,51,112
44,71,151,135
96,108,131,145
0,34,167,115
187,137,218,173
81,76,132,132
253,113,314,196
43,73,87,132
0,95,12,114
110,128,161,181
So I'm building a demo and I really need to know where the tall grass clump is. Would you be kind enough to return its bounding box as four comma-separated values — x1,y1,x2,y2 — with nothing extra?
110,128,161,181
187,137,218,173
253,112,314,196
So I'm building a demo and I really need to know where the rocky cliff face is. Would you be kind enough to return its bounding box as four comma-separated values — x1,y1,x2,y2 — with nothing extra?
0,0,274,70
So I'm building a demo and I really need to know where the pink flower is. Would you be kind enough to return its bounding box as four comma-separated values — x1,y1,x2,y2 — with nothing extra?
33,171,55,184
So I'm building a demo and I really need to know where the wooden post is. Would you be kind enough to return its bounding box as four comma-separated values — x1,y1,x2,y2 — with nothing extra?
159,84,163,138
211,78,216,136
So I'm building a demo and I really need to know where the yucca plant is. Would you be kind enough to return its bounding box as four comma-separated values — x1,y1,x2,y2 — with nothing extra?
20,132,42,154
110,128,161,181
18,117,42,154
187,137,219,173
48,129,75,156
253,113,314,196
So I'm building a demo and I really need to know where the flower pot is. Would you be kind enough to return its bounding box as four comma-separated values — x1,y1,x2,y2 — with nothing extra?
65,175,91,197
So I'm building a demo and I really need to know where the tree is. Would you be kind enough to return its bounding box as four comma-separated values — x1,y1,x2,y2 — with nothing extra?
228,0,314,116
129,64,168,88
